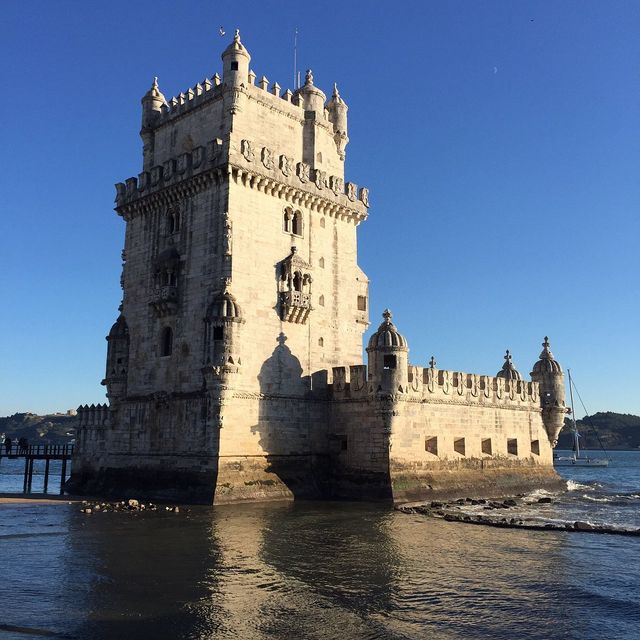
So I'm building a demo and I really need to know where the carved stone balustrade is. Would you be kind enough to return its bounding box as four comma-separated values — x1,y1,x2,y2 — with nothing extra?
280,290,312,324
149,285,178,317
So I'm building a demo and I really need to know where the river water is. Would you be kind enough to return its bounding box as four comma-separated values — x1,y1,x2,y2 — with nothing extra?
0,452,639,639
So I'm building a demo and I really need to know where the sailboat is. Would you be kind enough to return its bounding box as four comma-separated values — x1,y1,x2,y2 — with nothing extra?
554,369,609,467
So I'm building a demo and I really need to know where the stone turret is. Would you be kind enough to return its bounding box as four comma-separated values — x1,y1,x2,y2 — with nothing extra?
222,29,251,87
530,337,567,446
203,281,244,374
496,350,522,380
140,77,166,170
297,69,326,113
366,309,409,394
101,315,129,404
326,83,349,160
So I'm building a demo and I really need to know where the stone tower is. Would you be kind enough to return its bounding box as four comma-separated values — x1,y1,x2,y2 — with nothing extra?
71,32,371,502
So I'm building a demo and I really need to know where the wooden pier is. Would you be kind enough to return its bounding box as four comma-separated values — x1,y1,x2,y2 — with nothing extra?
0,444,74,495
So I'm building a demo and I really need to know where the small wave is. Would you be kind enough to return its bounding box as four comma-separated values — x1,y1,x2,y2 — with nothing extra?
566,480,598,491
522,488,557,502
581,494,612,503
582,493,640,504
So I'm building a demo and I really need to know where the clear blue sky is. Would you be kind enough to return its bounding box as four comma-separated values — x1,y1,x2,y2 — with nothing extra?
1,1,638,417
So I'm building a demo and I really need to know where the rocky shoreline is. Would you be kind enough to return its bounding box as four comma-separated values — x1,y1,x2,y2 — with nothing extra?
78,498,185,514
397,496,640,537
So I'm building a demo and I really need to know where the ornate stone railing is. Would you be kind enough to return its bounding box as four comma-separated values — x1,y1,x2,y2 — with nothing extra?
149,286,178,316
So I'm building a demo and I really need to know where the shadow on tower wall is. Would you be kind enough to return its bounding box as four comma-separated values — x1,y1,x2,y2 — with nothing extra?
252,332,324,499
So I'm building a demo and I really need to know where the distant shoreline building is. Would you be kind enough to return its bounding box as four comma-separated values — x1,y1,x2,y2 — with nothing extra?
70,32,568,503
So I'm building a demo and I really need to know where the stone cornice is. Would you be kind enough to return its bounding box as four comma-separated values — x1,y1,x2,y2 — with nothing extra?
115,168,225,220
230,163,367,224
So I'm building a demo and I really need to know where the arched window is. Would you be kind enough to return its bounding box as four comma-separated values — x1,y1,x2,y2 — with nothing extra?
319,257,325,269
292,211,303,236
319,294,325,306
293,271,302,292
283,208,292,233
320,217,326,228
318,337,324,347
160,327,173,357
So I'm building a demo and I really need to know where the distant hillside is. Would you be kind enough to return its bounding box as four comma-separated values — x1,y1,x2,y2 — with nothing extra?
557,412,640,450
0,412,77,445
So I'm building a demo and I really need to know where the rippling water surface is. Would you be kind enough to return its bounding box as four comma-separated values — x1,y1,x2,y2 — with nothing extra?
0,452,639,639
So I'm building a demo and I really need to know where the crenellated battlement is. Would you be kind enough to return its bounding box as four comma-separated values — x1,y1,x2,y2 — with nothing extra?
327,363,540,408
115,135,369,219
147,66,341,131
115,138,225,208
77,403,110,427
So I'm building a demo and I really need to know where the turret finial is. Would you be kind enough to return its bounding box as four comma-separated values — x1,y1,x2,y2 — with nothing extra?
539,336,554,359
305,69,314,86
497,349,522,380
382,308,392,322
234,29,241,42
429,356,437,369
333,83,340,98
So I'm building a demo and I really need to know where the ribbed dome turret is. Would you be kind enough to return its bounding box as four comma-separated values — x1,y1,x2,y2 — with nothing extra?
531,337,563,376
206,286,243,322
496,350,522,380
143,77,165,103
222,29,251,61
108,315,128,339
295,69,327,112
367,309,408,351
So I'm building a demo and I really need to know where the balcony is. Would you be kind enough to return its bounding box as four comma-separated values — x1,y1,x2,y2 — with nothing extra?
280,290,311,324
149,285,178,317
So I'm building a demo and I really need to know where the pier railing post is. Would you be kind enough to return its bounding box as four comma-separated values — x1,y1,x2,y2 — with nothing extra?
60,458,68,495
27,458,34,493
44,458,50,494
23,457,29,493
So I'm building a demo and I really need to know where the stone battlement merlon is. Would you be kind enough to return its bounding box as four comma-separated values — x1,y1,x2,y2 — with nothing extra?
327,364,540,406
115,137,369,223
145,65,339,134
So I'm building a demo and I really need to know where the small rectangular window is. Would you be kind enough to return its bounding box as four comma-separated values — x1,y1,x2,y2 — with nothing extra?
454,437,466,456
383,355,396,370
425,436,438,456
531,440,540,456
481,438,492,455
231,61,239,71
341,438,348,451
507,438,518,456
357,295,367,311
213,326,224,341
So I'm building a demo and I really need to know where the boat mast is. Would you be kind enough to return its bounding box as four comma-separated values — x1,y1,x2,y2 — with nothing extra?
568,368,580,458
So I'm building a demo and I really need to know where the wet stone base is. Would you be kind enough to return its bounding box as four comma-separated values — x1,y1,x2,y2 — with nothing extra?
214,455,323,504
66,468,217,504
390,465,566,504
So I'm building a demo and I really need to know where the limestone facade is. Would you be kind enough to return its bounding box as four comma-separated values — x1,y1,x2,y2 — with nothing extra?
70,33,567,503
